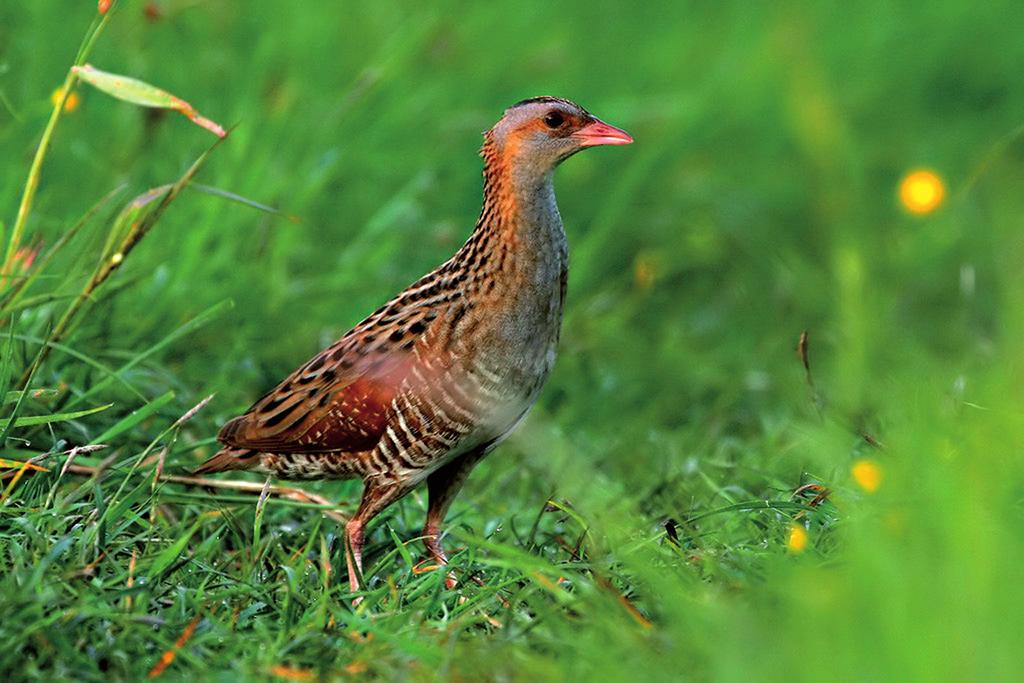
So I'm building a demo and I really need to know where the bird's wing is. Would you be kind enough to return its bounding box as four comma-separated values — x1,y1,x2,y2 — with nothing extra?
218,305,441,454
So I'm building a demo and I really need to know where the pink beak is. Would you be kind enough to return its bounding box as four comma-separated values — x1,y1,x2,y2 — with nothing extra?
575,118,634,147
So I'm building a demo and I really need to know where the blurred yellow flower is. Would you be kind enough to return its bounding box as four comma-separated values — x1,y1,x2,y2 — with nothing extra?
50,87,80,113
345,661,368,675
633,253,658,290
851,458,882,493
787,524,808,553
267,665,315,682
899,169,945,215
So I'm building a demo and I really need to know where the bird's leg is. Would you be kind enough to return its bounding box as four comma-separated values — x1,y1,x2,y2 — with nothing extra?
423,447,488,588
345,478,406,602
344,518,365,594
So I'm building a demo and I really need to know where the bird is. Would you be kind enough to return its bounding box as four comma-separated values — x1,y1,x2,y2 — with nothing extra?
195,96,632,595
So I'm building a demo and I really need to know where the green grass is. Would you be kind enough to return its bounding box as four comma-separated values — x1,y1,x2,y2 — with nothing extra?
2,1,1024,680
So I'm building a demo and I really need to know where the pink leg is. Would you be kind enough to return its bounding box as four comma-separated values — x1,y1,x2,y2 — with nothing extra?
345,479,406,601
422,448,488,587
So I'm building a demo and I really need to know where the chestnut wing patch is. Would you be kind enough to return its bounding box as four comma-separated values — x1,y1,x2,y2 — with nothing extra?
218,292,446,454
218,346,408,454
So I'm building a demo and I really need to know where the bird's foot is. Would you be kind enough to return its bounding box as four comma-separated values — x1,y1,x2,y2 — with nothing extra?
421,532,460,589
413,558,459,590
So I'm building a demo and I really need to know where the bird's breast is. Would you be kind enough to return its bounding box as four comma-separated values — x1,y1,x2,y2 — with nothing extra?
454,254,566,439
399,196,569,463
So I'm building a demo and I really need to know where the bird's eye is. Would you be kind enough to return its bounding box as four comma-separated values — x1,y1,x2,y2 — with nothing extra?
543,111,565,129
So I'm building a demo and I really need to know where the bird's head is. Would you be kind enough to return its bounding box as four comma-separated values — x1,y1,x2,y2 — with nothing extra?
483,97,632,181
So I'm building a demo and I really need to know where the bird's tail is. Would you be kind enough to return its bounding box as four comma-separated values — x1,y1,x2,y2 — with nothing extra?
194,446,260,475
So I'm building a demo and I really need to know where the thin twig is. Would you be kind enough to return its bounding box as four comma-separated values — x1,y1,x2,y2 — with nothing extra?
159,474,349,524
797,329,823,418
147,612,203,678
125,547,138,610
591,570,653,630
0,461,33,504
795,331,884,447
797,330,812,386
861,432,883,449
173,393,215,428
54,464,350,524
42,443,109,507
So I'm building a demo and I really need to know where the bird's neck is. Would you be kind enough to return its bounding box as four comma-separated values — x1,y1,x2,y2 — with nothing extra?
458,144,567,286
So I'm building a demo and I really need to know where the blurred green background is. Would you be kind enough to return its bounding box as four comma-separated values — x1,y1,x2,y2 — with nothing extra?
2,1,1023,680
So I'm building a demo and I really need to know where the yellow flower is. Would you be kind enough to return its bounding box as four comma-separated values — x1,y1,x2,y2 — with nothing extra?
899,169,945,215
787,524,808,553
851,458,882,493
50,87,80,113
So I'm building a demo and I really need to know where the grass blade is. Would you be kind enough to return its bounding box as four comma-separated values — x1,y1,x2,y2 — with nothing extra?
0,184,126,315
93,391,174,444
0,403,111,430
13,333,148,403
68,299,232,408
4,389,59,404
24,135,228,383
1,325,52,444
191,184,299,222
72,64,226,138
147,518,205,578
98,185,171,263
